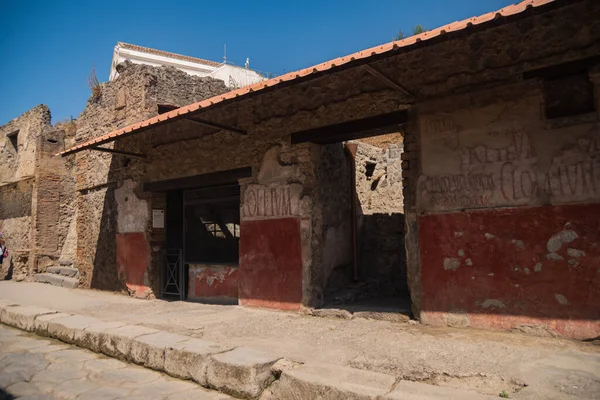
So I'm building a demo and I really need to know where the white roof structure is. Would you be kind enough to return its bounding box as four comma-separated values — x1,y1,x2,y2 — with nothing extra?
109,42,267,88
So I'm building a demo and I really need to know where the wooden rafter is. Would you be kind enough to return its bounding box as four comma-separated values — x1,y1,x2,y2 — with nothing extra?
363,65,415,101
186,118,247,135
92,147,146,158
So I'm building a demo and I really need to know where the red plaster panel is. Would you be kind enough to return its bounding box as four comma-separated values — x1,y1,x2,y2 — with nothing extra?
419,203,600,339
116,233,151,298
188,266,238,301
239,218,303,311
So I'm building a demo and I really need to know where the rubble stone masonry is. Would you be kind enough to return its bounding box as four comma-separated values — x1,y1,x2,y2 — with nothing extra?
0,105,75,281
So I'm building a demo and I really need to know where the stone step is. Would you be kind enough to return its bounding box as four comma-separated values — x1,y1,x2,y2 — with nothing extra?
59,260,77,267
46,266,79,278
34,273,79,289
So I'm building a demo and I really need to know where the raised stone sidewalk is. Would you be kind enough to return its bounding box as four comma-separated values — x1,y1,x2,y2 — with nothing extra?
0,299,493,399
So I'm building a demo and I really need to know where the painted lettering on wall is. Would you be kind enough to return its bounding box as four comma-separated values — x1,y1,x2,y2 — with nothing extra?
242,185,301,219
426,115,459,150
420,123,600,211
461,130,536,167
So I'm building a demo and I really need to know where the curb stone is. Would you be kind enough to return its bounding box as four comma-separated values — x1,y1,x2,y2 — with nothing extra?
77,320,128,353
206,347,281,399
100,324,160,360
164,337,231,384
33,312,72,337
0,300,490,400
0,306,57,332
130,331,191,371
47,315,102,344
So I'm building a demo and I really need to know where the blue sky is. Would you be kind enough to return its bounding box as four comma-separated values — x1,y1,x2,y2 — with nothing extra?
0,0,514,124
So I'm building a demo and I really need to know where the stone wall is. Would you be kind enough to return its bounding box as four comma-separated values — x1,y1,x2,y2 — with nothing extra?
344,140,406,296
309,143,353,307
74,62,229,296
0,105,75,281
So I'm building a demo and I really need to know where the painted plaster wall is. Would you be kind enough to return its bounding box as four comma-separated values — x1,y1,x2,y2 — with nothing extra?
188,265,238,304
237,145,309,310
416,80,600,338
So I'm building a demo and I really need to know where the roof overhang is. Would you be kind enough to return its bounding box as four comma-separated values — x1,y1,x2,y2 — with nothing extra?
58,0,562,157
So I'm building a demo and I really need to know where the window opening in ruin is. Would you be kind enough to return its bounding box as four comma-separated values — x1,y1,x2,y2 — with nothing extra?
7,129,19,151
183,184,240,265
365,161,376,179
544,72,595,119
47,138,58,144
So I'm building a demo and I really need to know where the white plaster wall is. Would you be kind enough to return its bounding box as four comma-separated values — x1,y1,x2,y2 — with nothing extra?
115,179,149,233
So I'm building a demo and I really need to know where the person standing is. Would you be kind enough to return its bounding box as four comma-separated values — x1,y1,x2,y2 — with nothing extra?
0,233,8,265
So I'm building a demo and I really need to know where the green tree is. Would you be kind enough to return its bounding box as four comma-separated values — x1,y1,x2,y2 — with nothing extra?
412,24,425,35
393,25,426,41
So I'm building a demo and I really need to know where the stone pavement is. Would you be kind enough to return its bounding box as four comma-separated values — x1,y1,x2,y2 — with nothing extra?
0,325,232,400
1,282,599,399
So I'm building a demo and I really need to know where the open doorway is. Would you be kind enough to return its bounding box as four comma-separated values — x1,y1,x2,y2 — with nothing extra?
323,132,411,318
161,182,241,304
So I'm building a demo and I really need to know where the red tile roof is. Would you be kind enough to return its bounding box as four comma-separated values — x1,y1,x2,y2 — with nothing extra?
60,0,557,157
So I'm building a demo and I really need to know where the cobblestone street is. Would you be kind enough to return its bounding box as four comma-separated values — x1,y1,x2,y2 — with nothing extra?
0,325,232,400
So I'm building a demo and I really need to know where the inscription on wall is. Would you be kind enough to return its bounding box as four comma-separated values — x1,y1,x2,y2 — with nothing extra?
242,184,302,220
419,111,600,211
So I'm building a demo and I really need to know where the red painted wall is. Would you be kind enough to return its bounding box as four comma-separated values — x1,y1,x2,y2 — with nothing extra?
419,203,600,339
188,266,238,303
239,218,303,311
116,232,152,298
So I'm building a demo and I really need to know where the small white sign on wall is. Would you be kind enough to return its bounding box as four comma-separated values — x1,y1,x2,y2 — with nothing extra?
152,209,165,229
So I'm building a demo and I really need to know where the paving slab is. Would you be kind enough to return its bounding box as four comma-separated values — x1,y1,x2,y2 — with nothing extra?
130,330,191,370
164,338,231,383
88,366,161,388
33,312,71,336
128,378,198,397
30,364,89,384
76,320,128,352
206,347,281,399
0,353,49,380
0,371,28,388
383,380,497,400
260,363,396,400
44,349,97,364
46,315,101,343
83,358,128,373
0,306,57,332
167,387,233,400
6,381,43,397
53,377,101,399
76,386,133,400
100,324,160,360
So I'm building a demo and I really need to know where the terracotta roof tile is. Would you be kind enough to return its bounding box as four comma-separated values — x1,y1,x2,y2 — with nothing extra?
60,0,558,157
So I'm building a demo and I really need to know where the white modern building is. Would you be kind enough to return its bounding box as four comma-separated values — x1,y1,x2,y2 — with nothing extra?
109,42,267,88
